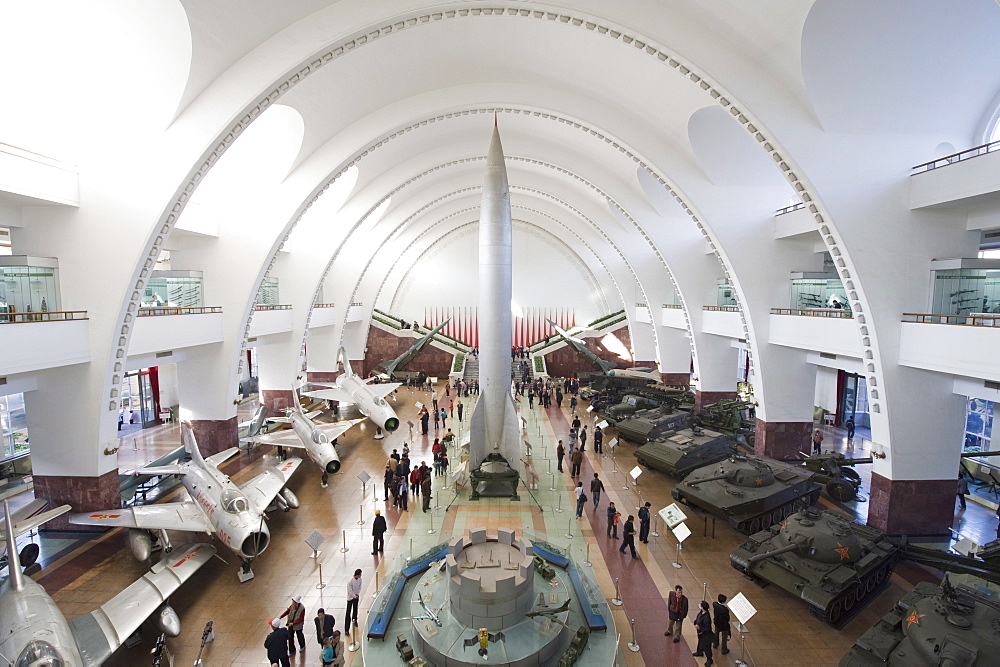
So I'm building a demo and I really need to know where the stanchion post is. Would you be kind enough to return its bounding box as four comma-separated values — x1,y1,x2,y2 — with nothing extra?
549,473,556,492
651,514,660,538
703,582,709,601
555,494,563,513
427,508,436,535
611,578,623,606
373,571,379,598
340,530,349,554
358,504,365,526
565,518,573,539
406,538,413,562
584,542,592,567
673,543,682,569
348,620,360,652
316,562,327,590
628,618,640,652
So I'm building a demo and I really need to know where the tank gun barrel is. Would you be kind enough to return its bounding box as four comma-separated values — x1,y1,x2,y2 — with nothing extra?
686,473,729,486
961,450,1000,458
747,543,799,566
840,457,873,466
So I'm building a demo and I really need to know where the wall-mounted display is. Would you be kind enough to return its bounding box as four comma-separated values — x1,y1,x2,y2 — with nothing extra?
143,270,204,308
789,273,849,311
930,267,1000,316
0,256,61,318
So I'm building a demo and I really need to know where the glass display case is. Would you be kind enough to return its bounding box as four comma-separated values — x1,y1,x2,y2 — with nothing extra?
257,278,279,305
716,280,738,306
789,272,850,310
0,392,28,461
0,256,61,318
143,270,204,307
930,259,1000,316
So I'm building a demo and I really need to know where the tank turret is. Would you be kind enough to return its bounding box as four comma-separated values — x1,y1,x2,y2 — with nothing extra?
731,508,899,626
617,409,692,444
672,454,821,534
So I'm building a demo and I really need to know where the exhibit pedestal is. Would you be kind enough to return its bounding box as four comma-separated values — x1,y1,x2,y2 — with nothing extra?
469,453,520,500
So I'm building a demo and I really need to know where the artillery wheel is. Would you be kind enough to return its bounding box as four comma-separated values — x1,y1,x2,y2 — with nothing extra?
842,468,862,483
827,479,856,502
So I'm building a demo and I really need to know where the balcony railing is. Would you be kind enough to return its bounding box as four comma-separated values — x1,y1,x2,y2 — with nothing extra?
903,312,1000,327
313,303,336,308
771,307,853,319
662,304,683,309
0,310,88,323
253,304,292,311
912,140,1000,173
138,306,222,317
775,202,806,216
703,305,740,312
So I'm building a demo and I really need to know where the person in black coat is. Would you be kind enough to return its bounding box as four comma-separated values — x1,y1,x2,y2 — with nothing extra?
372,509,387,554
314,608,335,648
712,594,731,655
618,515,638,558
264,619,291,667
556,440,565,472
693,600,714,664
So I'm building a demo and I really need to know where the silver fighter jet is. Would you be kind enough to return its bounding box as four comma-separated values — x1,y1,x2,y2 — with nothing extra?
304,347,401,435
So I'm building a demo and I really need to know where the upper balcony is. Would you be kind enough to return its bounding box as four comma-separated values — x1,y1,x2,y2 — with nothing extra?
309,303,337,328
768,308,862,358
899,312,1000,382
0,311,90,376
910,140,1000,209
249,304,293,337
661,304,686,330
130,306,224,358
701,305,744,339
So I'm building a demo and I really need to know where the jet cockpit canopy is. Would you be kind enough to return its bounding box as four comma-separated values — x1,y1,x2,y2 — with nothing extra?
221,489,250,514
17,640,65,666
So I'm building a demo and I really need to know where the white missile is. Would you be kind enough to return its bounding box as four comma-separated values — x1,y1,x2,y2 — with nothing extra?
468,121,521,468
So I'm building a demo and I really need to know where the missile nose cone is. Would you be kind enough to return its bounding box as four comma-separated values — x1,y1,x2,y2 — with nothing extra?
486,126,506,169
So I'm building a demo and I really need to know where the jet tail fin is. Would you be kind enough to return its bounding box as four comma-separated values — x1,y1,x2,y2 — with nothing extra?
181,421,207,468
2,499,71,591
337,346,353,377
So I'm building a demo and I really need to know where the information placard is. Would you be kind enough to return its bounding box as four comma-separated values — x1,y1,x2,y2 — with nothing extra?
305,529,326,552
629,466,642,482
671,522,691,543
597,420,609,429
357,470,371,484
658,503,688,529
728,592,757,626
414,402,424,409
607,437,619,450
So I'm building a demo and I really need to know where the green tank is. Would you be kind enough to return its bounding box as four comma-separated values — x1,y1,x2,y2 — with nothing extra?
672,453,821,534
634,429,735,479
605,394,661,421
730,508,899,627
841,575,1000,666
616,408,692,443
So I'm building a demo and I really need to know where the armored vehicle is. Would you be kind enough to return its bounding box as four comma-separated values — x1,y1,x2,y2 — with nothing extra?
605,394,661,421
797,452,872,501
730,508,899,627
672,454,821,533
634,429,734,478
697,398,755,435
840,575,1000,666
616,408,692,443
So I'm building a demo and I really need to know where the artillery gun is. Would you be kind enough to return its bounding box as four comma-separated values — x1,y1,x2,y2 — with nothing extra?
730,508,900,627
633,428,736,478
672,453,821,534
840,574,1000,666
796,452,872,501
697,398,756,444
616,408,693,444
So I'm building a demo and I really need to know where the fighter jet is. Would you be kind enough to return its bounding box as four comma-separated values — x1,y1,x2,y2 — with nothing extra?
69,421,302,582
1,499,216,666
399,591,444,627
303,347,401,435
237,404,269,442
245,386,363,487
546,319,617,374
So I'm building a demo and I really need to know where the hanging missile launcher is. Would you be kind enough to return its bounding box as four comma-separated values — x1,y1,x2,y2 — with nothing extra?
730,508,900,627
634,428,736,478
616,408,693,444
672,453,822,534
840,575,1000,666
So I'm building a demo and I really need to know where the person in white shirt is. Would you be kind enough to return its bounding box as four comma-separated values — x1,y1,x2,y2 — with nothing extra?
345,569,362,635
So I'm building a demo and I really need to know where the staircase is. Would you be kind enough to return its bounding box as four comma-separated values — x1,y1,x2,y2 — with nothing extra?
463,356,479,382
511,358,534,381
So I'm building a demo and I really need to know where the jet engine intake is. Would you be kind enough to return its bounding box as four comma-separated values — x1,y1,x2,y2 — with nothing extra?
241,531,269,557
384,417,400,432
325,458,341,474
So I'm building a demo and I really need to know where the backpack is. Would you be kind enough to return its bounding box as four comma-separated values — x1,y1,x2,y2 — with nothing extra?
580,492,588,503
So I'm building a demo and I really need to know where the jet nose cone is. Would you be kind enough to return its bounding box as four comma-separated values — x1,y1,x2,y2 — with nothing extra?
384,417,400,432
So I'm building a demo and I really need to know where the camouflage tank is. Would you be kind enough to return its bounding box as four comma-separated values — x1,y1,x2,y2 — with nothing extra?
730,508,899,627
633,429,734,478
605,394,661,421
671,453,821,534
841,575,1000,666
616,408,692,443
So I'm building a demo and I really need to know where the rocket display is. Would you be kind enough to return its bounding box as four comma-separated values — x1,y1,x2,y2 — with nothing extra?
468,121,521,469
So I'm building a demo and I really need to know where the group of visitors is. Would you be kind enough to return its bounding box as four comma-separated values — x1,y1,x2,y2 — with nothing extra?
663,585,732,665
264,590,357,667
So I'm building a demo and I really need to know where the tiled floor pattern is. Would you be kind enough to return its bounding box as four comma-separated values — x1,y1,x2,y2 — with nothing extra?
9,386,994,665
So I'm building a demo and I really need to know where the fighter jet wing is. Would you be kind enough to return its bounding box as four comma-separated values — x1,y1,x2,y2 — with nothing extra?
204,446,240,468
239,457,302,514
368,383,401,399
68,543,216,666
0,500,70,541
251,429,306,448
68,502,214,534
302,386,354,404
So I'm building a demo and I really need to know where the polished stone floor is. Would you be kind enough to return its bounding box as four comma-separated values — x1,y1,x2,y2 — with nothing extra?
8,384,997,666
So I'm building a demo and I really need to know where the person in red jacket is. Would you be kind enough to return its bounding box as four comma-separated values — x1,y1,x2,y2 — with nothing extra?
280,595,307,655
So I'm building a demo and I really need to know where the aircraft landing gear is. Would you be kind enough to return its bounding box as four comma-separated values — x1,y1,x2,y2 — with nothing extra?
238,559,255,583
158,529,174,554
321,472,329,488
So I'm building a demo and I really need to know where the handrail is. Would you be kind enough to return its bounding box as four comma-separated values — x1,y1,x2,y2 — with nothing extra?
703,305,740,312
0,310,88,323
661,304,683,309
138,306,222,317
775,202,805,216
912,140,1000,172
313,303,336,308
902,312,1000,327
253,304,292,311
771,307,852,319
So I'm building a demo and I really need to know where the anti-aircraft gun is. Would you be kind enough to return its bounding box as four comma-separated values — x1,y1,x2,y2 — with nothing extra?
697,398,756,444
796,452,872,501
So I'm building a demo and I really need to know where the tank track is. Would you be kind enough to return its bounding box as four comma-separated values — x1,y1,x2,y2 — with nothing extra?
730,487,822,534
816,557,897,629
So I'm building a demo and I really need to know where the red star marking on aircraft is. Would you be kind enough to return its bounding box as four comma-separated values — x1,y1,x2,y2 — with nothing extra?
88,513,121,519
172,546,203,568
905,611,925,628
834,542,852,560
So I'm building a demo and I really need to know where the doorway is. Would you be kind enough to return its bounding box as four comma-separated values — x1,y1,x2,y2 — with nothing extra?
838,372,870,429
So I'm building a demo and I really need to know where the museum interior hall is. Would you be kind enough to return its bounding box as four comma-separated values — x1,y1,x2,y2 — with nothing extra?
3,2,1000,666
